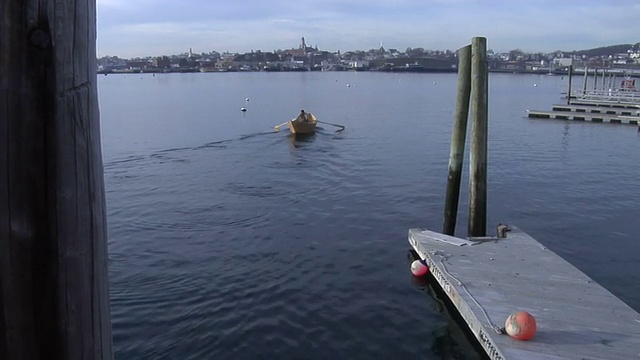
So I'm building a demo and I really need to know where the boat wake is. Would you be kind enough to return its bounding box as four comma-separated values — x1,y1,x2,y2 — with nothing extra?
104,131,285,168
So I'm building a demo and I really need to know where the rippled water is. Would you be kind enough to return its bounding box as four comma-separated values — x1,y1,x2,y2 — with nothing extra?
100,72,640,359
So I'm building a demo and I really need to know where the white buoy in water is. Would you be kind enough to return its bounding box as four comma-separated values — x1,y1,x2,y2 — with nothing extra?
245,98,250,101
410,260,429,276
241,107,247,112
533,83,537,87
346,84,351,87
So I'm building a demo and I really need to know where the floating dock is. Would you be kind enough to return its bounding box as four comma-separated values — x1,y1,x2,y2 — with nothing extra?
527,110,639,124
527,100,640,125
408,226,640,360
550,104,640,115
527,70,640,127
569,99,640,110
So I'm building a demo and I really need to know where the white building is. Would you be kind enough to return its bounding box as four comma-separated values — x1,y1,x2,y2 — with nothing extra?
553,58,574,67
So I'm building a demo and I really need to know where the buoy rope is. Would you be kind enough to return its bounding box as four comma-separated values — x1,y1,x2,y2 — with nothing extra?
434,252,504,335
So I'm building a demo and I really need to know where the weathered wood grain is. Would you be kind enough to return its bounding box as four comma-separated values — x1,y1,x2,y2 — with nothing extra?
443,44,471,236
409,227,640,359
469,37,488,237
0,1,112,359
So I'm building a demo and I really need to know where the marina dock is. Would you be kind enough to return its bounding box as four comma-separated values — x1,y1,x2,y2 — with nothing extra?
569,99,640,109
527,99,640,126
527,66,640,127
527,109,639,124
425,44,640,359
550,104,640,115
408,226,640,360
527,96,640,126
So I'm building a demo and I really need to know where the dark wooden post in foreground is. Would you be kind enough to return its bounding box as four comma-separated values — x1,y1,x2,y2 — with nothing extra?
566,65,573,105
442,45,472,236
1,1,113,359
468,37,488,237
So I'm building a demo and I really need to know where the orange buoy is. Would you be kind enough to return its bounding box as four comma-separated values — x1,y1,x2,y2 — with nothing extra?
505,311,537,340
410,259,429,277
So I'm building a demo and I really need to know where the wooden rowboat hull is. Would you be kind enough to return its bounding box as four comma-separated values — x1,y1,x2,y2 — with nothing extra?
287,113,317,134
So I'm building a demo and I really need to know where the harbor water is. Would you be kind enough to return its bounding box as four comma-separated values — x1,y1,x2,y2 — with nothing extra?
100,71,640,359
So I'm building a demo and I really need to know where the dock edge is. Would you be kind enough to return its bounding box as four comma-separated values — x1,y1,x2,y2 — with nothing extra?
409,229,506,360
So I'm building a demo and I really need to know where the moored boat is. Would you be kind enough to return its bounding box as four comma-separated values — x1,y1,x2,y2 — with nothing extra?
287,112,317,134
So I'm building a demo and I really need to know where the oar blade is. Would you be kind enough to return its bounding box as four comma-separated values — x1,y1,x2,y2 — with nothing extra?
274,121,289,131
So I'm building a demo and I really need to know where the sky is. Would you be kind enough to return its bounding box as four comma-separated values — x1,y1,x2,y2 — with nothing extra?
97,0,640,59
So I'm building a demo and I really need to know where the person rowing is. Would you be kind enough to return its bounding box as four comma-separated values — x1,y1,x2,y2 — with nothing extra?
296,109,309,122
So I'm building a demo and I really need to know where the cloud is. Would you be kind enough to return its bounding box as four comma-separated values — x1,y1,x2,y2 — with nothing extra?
97,0,640,57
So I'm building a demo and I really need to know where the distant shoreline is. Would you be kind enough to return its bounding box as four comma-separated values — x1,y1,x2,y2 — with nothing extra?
97,67,640,77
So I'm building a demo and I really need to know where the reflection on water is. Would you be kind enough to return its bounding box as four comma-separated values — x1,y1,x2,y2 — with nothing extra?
427,283,485,360
406,250,485,360
561,123,570,150
287,132,317,148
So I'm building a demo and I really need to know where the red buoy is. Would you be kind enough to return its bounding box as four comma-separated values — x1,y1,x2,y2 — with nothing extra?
410,259,429,277
505,311,537,341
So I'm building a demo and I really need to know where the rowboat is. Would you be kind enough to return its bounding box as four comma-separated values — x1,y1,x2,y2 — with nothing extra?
287,112,317,134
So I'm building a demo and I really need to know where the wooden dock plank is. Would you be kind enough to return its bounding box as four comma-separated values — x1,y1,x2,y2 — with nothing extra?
569,99,640,109
526,110,639,125
551,104,640,116
408,227,640,360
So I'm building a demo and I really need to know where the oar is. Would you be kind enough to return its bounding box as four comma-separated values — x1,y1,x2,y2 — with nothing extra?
273,121,289,131
317,120,345,131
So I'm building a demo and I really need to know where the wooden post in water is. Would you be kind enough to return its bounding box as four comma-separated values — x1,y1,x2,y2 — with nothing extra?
567,65,573,105
0,1,113,359
608,73,613,90
593,68,598,91
442,45,472,236
583,67,589,95
468,37,488,237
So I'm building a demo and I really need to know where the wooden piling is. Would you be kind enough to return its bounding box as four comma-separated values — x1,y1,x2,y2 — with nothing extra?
583,67,589,95
566,65,573,105
442,45,472,236
0,1,112,359
593,68,598,91
608,72,613,90
468,37,488,237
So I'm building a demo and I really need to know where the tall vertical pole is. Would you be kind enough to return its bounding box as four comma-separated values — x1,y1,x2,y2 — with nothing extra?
608,73,613,90
442,45,472,236
468,37,488,237
0,1,112,359
567,65,573,105
583,67,589,95
593,68,598,91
